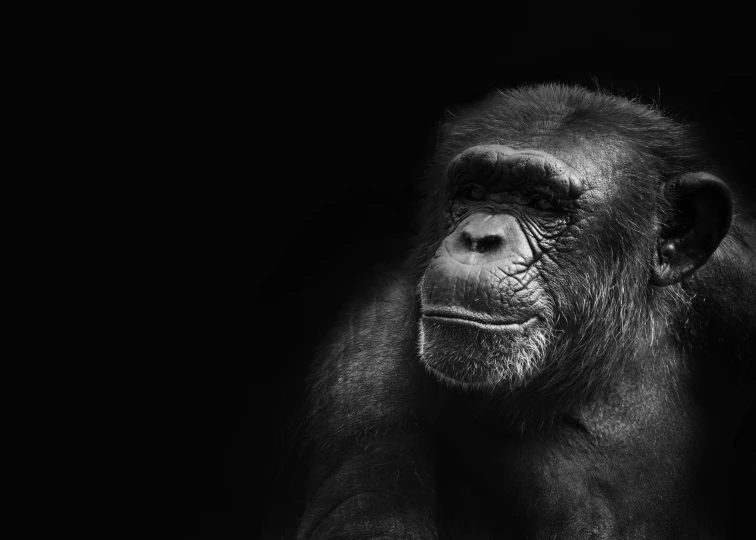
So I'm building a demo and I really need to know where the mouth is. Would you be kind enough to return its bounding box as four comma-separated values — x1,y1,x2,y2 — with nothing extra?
421,310,538,331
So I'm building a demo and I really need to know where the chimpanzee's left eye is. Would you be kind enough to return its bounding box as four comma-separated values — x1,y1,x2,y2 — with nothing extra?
528,196,558,210
460,184,488,201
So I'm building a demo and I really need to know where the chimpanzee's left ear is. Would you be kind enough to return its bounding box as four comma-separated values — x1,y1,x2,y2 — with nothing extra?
651,172,733,286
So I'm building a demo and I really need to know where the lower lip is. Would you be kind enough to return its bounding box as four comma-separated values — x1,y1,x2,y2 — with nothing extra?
422,314,538,331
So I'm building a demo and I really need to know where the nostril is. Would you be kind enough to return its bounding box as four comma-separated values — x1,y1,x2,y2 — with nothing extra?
461,231,473,249
460,231,502,253
470,235,502,253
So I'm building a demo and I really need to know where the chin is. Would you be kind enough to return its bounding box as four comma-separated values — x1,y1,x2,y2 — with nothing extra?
418,315,549,391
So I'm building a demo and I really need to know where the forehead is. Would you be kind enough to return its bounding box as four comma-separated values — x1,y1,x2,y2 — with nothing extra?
535,137,634,195
435,87,674,202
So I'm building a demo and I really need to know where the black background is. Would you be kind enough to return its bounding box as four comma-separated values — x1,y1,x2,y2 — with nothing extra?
153,23,755,539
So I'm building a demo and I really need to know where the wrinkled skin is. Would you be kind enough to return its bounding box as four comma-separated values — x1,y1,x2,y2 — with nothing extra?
298,85,755,539
420,145,598,390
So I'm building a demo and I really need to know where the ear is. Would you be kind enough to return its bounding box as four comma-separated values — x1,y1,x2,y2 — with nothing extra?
652,172,733,286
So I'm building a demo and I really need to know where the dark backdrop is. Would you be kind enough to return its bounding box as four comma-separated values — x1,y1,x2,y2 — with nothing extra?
155,27,754,539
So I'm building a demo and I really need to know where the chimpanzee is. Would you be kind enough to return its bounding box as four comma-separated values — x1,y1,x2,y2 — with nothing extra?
297,84,755,539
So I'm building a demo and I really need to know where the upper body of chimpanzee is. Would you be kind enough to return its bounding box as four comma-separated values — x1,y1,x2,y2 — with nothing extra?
297,84,755,539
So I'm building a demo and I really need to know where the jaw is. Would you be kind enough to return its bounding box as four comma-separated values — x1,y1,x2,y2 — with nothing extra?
418,315,549,391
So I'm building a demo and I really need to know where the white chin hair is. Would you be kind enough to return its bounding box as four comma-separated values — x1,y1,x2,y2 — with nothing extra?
418,317,548,390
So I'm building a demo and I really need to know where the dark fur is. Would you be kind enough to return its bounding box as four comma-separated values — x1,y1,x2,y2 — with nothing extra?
298,84,755,539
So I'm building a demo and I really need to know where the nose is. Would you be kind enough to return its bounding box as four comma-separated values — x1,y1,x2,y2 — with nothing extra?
445,212,532,266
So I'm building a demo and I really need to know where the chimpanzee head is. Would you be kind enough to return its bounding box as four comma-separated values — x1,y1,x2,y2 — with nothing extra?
417,85,732,397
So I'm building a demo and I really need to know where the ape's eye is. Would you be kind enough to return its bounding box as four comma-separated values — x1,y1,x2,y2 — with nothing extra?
462,184,488,201
528,196,558,211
